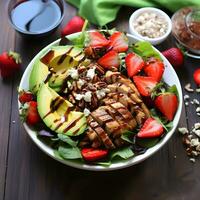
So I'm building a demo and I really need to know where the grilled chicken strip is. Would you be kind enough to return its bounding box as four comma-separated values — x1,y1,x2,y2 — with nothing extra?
87,116,116,149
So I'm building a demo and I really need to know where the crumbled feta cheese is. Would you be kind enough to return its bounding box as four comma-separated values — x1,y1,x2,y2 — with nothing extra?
189,158,196,163
184,83,194,92
184,94,190,101
96,90,106,99
67,69,79,80
178,127,189,135
75,93,83,101
194,123,200,129
196,88,200,93
77,79,85,89
86,67,96,79
193,99,199,105
63,88,68,94
196,107,200,113
67,81,72,89
60,116,65,123
96,88,110,100
83,108,90,117
190,101,194,104
185,102,189,106
83,91,92,102
197,113,200,116
190,138,199,147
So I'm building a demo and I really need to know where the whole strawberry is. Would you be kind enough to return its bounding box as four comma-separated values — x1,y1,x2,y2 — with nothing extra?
193,68,200,85
162,47,184,69
61,16,85,37
0,51,21,78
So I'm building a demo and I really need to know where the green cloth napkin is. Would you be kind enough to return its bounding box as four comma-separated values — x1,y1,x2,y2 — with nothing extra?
67,0,200,26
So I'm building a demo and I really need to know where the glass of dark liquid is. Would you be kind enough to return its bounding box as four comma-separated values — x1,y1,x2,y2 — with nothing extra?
8,0,64,36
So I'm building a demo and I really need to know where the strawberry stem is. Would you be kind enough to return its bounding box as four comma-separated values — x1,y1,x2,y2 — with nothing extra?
8,50,22,64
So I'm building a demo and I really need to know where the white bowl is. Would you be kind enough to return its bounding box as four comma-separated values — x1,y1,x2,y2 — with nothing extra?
18,31,182,171
129,7,172,45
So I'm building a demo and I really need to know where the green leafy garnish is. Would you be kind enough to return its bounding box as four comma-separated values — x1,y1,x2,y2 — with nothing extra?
132,41,161,61
121,131,135,144
69,20,89,48
150,108,173,132
95,161,111,166
57,134,78,147
136,138,160,148
58,145,82,160
111,146,134,160
151,82,166,99
167,85,179,98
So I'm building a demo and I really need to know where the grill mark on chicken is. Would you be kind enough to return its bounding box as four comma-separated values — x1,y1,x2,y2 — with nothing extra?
87,116,115,149
90,108,123,138
104,102,137,130
104,106,132,135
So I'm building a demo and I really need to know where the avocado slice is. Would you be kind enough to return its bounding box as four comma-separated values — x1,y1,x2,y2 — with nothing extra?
29,45,90,93
29,59,49,94
48,46,90,89
37,84,87,136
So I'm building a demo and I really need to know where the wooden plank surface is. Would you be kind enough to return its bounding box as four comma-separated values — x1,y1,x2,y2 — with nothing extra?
1,2,200,200
0,1,15,200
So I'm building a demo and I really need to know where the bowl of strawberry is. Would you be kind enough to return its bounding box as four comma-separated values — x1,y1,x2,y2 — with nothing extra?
18,29,183,171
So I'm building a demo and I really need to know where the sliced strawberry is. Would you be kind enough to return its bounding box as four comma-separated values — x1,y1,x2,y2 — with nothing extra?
109,32,128,52
137,118,164,138
19,91,34,104
125,53,145,77
144,58,164,82
133,76,157,96
97,50,120,69
26,101,41,125
87,31,110,48
155,93,178,121
81,148,108,162
193,68,200,85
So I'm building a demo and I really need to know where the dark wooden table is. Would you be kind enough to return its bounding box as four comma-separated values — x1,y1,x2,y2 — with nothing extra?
1,1,200,200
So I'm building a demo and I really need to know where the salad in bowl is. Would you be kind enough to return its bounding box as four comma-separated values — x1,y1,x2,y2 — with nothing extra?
18,29,182,170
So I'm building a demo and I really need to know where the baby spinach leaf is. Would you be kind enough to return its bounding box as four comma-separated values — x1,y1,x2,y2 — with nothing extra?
69,20,88,48
121,131,136,144
58,145,82,160
136,138,160,148
95,161,111,166
58,134,78,147
132,41,161,61
167,85,179,98
111,146,134,160
54,150,64,160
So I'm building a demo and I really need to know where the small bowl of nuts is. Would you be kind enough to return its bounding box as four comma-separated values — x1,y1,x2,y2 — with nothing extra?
129,7,172,45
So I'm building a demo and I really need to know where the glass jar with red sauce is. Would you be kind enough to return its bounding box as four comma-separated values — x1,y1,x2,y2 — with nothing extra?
172,7,200,55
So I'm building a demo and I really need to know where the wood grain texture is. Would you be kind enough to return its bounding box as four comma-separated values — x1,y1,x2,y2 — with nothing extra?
1,3,200,200
0,1,15,200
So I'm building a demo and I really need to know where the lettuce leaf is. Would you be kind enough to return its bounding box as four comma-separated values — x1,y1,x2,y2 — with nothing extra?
58,134,78,147
132,41,161,60
111,146,134,159
58,145,82,160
